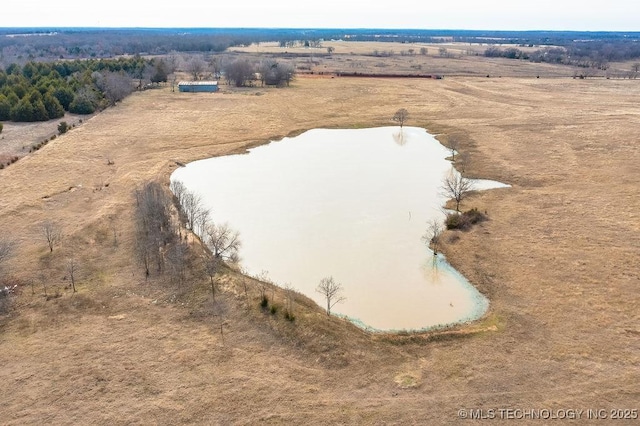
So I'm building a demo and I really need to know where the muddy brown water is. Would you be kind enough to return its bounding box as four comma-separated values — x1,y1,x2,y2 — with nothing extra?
171,127,509,331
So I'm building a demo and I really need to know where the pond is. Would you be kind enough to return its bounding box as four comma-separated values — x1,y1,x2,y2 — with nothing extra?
171,127,509,332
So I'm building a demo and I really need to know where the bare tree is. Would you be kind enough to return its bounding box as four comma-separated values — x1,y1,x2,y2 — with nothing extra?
204,256,219,304
66,257,78,293
316,276,345,316
456,151,471,174
181,190,204,231
170,180,187,207
95,71,134,106
223,59,255,87
135,235,153,279
393,108,409,128
207,55,222,79
258,59,295,87
423,219,444,255
251,269,272,305
204,223,241,263
240,270,250,300
441,169,474,212
447,135,460,161
171,74,178,92
167,241,189,286
284,283,296,320
327,46,335,54
194,208,211,241
186,55,208,81
42,221,62,253
134,182,176,277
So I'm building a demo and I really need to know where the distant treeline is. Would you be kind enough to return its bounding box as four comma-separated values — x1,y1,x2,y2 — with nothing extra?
0,56,167,122
2,28,640,61
484,40,640,69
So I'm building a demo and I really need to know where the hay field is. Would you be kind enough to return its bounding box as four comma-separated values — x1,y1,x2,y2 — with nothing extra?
0,63,639,424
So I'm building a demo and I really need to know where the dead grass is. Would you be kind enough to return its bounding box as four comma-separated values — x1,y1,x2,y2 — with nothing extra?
230,40,609,78
0,113,87,161
0,49,639,424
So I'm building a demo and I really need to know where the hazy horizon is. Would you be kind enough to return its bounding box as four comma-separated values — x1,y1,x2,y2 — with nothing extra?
3,1,639,32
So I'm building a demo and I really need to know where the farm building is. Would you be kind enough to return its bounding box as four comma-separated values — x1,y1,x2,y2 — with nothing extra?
178,81,219,93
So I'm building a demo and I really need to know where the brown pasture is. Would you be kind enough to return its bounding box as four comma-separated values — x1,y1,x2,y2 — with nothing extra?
0,50,639,424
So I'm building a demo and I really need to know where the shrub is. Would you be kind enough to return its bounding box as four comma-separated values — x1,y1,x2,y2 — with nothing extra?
445,212,469,230
260,296,268,309
0,122,3,134
58,121,68,134
464,208,487,225
284,311,296,322
270,305,279,315
446,208,487,230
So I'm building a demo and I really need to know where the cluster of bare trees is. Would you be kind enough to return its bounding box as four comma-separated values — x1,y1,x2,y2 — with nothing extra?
168,179,242,303
185,55,216,81
94,71,135,106
221,58,295,88
134,182,178,279
170,180,242,263
180,54,296,88
223,58,256,87
257,59,295,87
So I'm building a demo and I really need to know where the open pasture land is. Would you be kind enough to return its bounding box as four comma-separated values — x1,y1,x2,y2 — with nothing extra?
0,55,639,424
229,40,624,78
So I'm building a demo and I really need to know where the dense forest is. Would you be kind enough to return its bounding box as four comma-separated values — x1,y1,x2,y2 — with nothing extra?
0,56,168,122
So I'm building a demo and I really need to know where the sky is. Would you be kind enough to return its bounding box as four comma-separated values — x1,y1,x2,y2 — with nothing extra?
2,0,639,31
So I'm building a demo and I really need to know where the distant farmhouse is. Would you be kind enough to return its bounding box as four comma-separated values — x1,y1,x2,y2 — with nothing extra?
178,81,219,93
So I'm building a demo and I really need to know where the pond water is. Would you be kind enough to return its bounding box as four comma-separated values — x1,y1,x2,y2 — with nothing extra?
171,127,509,331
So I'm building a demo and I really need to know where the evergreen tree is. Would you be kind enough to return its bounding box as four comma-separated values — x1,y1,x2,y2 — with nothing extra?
0,95,11,121
69,87,97,114
53,86,75,110
32,99,49,121
44,93,65,119
11,98,35,122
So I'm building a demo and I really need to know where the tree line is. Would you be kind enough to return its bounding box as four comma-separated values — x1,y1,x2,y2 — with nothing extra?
484,40,640,72
0,56,171,122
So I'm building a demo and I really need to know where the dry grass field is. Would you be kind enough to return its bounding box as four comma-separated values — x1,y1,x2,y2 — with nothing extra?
0,46,639,424
230,40,635,78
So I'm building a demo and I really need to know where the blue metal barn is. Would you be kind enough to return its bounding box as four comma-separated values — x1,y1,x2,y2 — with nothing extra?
178,81,219,93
